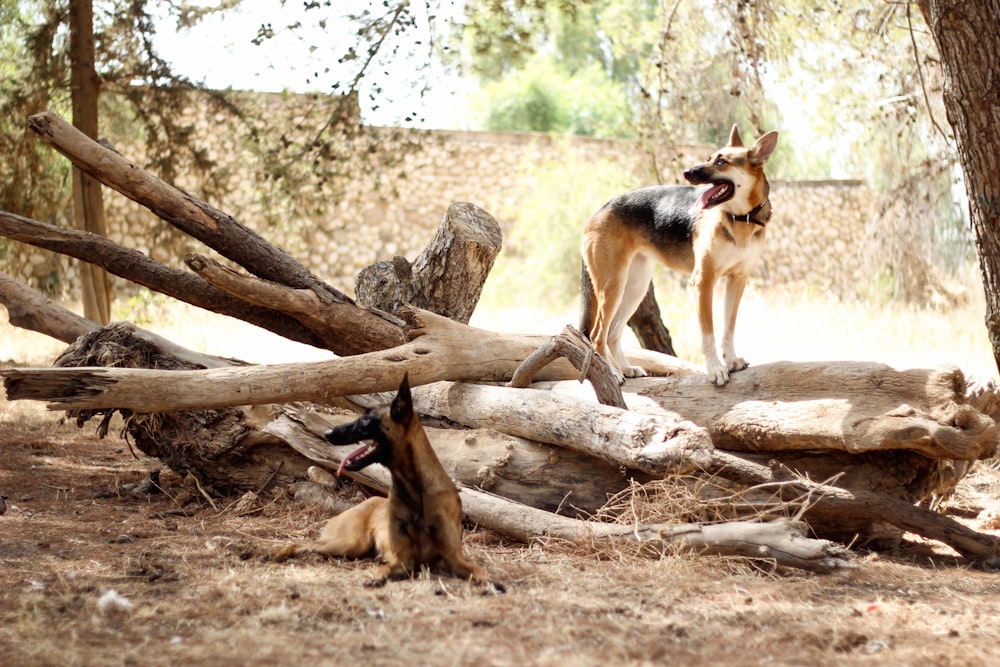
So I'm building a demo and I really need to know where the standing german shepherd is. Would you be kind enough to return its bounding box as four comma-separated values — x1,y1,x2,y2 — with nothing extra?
272,375,497,589
581,125,779,385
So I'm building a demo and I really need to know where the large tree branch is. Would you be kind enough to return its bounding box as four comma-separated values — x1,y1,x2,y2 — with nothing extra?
185,254,405,353
27,111,346,306
1,305,692,413
0,210,331,350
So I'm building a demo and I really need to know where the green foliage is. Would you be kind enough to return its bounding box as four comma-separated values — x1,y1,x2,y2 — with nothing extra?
487,145,633,309
474,55,632,138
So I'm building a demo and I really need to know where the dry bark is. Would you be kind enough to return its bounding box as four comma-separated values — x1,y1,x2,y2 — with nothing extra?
27,111,343,305
356,202,503,323
48,324,315,490
540,362,999,461
509,325,626,408
1,306,691,413
185,254,405,353
273,413,853,573
0,210,330,349
627,283,677,356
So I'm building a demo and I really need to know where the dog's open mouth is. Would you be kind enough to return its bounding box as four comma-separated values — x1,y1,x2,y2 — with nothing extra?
697,181,734,209
336,439,383,477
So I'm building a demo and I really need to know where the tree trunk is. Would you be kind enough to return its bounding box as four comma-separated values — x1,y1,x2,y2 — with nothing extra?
68,0,111,324
921,0,1000,373
356,202,503,323
628,283,677,356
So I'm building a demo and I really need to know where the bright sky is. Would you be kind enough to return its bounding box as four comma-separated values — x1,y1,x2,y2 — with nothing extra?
152,0,472,128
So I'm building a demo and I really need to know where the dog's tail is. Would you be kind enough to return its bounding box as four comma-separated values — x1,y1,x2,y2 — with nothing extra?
579,262,596,340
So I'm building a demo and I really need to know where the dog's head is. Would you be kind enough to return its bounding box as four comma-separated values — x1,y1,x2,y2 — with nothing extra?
684,125,779,213
324,374,415,477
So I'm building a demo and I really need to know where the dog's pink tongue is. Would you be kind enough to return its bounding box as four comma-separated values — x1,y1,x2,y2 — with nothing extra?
698,183,725,209
690,191,709,215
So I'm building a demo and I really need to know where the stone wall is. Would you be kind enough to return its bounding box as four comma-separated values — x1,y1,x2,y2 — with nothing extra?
10,122,874,299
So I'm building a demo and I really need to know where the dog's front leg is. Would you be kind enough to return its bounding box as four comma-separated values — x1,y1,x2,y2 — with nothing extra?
693,261,728,385
721,274,750,375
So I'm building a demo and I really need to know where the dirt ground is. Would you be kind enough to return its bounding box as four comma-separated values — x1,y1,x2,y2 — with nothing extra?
3,408,1000,667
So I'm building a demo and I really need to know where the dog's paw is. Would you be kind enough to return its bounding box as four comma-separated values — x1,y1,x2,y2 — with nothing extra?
622,365,648,379
705,360,730,386
727,357,749,373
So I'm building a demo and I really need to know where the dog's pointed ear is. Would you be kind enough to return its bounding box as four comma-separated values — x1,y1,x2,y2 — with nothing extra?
750,131,779,165
390,373,414,424
728,124,743,148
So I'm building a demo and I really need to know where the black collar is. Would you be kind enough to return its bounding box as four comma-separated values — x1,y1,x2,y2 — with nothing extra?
728,199,770,227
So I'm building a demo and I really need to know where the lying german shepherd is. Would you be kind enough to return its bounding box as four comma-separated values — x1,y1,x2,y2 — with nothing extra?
272,375,499,589
581,125,779,385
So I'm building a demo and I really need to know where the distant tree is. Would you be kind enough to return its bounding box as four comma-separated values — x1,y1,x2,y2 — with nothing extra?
69,0,111,323
474,55,631,137
459,0,660,139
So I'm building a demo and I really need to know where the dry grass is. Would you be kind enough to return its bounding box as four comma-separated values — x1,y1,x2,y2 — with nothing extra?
4,284,1000,665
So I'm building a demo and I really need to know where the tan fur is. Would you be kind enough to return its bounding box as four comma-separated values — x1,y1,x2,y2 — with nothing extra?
271,379,493,588
582,125,778,385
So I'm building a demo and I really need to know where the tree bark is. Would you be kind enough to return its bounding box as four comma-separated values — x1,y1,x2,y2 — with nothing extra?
68,0,111,324
26,111,346,308
921,0,1000,373
539,362,999,461
356,202,503,324
1,306,691,413
628,283,677,356
0,210,331,350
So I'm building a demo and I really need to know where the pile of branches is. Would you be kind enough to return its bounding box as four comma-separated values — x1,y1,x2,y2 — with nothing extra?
3,111,1000,574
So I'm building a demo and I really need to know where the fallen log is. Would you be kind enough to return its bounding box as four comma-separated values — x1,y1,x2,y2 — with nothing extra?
27,111,341,305
23,111,406,355
412,382,715,476
703,449,1000,560
0,271,238,370
268,404,632,515
1,306,692,413
272,415,853,573
539,363,999,461
0,269,99,345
